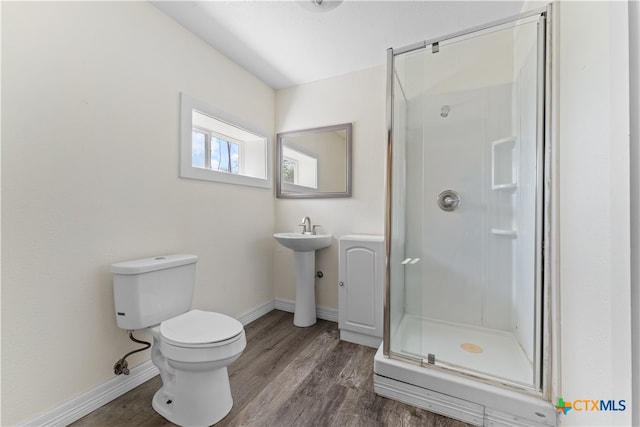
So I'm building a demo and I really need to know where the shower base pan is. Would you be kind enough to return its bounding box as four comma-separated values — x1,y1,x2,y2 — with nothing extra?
394,315,533,385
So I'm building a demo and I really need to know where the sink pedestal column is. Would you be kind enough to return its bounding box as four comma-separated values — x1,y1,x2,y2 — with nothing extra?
273,232,331,327
293,251,317,327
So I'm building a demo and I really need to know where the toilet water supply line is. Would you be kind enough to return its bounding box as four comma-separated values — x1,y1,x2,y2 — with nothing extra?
113,331,151,375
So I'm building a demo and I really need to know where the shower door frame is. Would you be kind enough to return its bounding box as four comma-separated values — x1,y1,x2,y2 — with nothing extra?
383,4,553,400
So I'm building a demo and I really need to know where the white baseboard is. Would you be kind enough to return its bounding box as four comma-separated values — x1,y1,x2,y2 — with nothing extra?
273,297,338,323
19,298,336,426
237,299,275,326
20,360,159,427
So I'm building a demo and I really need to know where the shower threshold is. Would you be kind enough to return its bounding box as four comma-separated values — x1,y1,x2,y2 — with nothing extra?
373,346,556,426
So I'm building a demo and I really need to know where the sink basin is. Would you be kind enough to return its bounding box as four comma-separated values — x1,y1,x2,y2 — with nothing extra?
273,232,332,252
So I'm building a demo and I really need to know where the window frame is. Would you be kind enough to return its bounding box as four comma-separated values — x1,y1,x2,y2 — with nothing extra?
180,93,272,189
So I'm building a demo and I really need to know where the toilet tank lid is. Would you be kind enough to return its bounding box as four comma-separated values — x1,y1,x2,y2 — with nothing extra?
110,254,198,275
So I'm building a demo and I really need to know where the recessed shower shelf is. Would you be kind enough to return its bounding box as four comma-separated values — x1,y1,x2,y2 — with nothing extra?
491,228,518,238
491,136,518,190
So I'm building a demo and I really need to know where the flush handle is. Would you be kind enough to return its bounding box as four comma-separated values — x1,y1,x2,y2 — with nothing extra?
437,190,460,212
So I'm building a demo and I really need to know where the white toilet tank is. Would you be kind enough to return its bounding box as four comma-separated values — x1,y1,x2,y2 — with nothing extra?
111,254,198,330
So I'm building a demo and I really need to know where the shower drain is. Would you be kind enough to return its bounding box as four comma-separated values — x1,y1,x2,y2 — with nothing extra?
460,342,483,353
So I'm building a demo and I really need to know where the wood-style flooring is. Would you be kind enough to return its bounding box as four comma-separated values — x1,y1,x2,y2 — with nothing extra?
71,310,470,427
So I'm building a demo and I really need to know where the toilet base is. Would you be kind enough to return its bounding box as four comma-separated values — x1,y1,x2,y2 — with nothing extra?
152,366,233,427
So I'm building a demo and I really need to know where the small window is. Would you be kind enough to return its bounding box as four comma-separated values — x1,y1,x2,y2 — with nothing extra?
211,136,239,174
180,93,272,188
191,129,242,173
192,130,206,168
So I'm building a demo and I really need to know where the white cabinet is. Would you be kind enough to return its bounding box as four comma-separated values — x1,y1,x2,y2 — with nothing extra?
338,235,384,348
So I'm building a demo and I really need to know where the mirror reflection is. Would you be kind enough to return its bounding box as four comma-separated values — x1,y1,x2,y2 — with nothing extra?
276,123,352,198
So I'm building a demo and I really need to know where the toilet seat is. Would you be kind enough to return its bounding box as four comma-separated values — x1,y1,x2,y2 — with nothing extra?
160,309,243,348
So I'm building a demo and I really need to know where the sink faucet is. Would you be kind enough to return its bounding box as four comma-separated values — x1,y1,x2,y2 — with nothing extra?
299,216,313,235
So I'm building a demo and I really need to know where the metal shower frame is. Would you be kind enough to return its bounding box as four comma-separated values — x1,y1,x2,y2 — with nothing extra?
383,4,554,400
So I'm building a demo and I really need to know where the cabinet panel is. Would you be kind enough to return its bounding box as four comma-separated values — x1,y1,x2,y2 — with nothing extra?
338,235,384,347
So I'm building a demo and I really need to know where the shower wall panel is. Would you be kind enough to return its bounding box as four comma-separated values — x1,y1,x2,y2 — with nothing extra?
389,62,409,337
409,85,513,330
512,41,539,363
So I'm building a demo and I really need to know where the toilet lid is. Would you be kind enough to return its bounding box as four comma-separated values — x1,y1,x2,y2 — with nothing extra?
160,310,243,346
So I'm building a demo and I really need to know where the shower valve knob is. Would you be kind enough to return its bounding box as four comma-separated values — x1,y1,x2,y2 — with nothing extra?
437,190,460,212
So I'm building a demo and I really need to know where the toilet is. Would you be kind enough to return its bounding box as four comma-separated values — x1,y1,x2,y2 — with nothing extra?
111,254,246,427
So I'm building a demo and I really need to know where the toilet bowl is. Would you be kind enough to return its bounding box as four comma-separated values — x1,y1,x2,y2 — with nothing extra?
111,254,247,427
149,310,246,427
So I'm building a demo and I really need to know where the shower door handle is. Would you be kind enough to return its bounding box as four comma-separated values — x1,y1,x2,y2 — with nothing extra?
437,190,460,212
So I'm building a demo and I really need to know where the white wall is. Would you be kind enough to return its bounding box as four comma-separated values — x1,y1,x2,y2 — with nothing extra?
274,67,387,310
555,2,632,425
1,2,275,425
629,1,640,425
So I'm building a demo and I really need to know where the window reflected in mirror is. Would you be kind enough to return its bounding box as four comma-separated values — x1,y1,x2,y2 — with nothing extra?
282,145,318,189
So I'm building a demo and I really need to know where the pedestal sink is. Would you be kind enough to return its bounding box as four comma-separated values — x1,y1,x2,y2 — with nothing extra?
273,233,332,327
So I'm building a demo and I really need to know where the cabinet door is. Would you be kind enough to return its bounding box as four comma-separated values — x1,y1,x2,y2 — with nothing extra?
338,242,383,337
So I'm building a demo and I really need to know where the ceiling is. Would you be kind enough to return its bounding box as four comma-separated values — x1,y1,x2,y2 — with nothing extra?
153,1,525,90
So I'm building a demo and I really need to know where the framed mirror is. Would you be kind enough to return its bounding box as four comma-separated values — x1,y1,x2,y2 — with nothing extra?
276,123,352,198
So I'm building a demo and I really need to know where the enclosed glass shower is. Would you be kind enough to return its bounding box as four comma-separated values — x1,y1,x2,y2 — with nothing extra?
383,8,548,398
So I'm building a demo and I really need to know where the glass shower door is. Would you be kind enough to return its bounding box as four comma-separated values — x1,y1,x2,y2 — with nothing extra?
388,13,545,390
